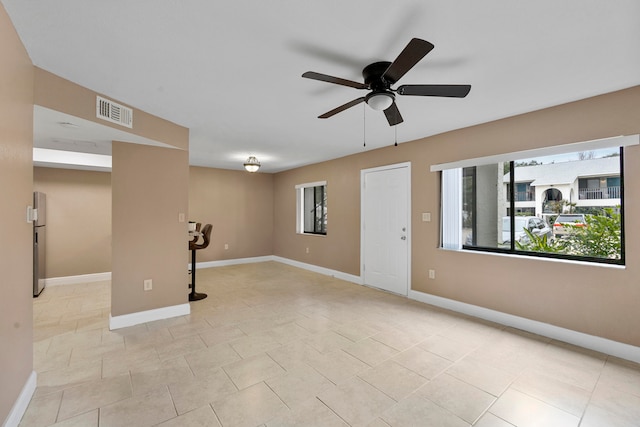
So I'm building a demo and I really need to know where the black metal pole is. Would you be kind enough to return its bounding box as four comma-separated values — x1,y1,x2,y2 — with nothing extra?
189,248,207,301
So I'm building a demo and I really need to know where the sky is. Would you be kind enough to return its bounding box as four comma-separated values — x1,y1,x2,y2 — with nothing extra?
519,147,619,165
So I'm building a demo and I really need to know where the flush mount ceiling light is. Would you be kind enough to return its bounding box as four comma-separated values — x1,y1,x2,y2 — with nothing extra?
243,156,260,172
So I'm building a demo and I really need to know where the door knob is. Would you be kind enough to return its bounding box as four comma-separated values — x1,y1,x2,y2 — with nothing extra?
401,236,406,240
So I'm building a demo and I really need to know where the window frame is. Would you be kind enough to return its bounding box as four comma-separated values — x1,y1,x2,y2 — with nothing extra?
461,153,625,265
295,181,327,236
434,135,638,266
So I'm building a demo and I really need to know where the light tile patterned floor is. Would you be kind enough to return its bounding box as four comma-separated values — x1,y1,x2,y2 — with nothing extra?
21,261,640,427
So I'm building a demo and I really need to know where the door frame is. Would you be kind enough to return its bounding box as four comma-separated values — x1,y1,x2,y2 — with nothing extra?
360,161,412,296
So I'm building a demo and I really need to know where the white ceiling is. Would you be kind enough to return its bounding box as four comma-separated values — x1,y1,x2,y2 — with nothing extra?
3,0,640,173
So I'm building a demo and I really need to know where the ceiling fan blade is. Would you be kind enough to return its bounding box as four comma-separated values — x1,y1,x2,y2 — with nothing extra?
302,71,368,89
318,97,366,119
397,84,471,97
382,38,435,84
383,102,404,126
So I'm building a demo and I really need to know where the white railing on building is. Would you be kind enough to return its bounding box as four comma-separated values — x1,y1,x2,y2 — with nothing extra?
578,186,620,200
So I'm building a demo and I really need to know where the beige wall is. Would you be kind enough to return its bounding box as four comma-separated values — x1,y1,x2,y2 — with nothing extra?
0,3,34,423
274,155,364,275
33,167,111,277
273,86,640,347
32,166,273,278
189,167,273,262
111,142,189,316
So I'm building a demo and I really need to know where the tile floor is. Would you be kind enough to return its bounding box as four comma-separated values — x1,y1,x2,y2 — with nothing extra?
21,261,640,427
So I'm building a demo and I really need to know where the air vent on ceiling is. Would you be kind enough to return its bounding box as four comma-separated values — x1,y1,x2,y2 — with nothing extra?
96,96,133,128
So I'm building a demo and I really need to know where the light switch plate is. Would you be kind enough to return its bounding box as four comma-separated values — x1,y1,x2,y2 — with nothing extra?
422,212,431,222
26,206,35,223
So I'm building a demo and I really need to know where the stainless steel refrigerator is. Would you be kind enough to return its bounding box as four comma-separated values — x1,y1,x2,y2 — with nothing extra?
33,191,46,297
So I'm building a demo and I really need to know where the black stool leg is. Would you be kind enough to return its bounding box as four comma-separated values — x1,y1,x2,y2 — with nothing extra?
189,248,207,301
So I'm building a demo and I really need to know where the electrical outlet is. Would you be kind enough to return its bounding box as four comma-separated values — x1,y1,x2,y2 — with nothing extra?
143,279,153,291
428,270,436,279
306,247,309,254
224,243,229,250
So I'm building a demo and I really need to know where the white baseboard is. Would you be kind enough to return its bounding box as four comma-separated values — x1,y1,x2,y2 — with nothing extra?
2,371,36,427
191,255,275,270
45,272,111,287
271,256,362,285
192,255,362,286
409,290,640,364
109,303,190,330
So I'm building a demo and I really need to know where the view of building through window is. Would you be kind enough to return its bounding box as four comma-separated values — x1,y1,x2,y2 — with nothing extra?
303,184,327,235
296,181,328,235
460,147,623,262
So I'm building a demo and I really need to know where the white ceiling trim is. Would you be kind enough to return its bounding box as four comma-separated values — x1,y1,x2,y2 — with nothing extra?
33,148,112,172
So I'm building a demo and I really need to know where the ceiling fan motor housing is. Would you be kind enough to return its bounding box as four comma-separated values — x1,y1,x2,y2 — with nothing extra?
363,61,393,90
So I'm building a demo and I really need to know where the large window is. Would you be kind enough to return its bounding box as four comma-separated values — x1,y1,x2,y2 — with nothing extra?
437,136,638,265
296,181,327,235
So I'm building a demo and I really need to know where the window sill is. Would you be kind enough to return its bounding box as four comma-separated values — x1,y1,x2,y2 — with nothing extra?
438,247,626,269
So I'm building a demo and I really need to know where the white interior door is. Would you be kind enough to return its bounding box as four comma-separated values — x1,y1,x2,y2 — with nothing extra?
362,163,410,295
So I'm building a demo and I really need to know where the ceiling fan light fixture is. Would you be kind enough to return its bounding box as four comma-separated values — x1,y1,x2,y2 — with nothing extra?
243,156,260,172
365,92,394,111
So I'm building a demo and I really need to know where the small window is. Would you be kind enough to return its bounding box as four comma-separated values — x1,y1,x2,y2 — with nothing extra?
296,181,327,235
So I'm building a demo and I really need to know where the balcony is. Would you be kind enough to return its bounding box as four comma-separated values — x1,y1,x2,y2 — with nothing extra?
579,186,620,200
508,190,535,202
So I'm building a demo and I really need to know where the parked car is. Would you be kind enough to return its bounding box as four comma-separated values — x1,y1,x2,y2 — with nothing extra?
502,216,553,245
553,213,587,238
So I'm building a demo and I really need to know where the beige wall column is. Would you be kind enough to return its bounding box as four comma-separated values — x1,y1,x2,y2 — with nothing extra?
111,142,189,320
0,3,35,424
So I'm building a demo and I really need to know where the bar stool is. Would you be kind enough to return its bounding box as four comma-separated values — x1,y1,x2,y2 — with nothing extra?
188,222,201,288
188,223,212,301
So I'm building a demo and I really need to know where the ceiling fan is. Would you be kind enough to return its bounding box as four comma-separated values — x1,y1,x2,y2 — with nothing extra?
302,38,471,126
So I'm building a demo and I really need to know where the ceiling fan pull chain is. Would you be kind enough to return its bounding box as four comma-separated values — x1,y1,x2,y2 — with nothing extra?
363,103,366,147
394,123,398,147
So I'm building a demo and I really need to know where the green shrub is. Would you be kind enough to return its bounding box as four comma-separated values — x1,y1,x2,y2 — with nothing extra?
515,207,621,259
565,208,621,259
